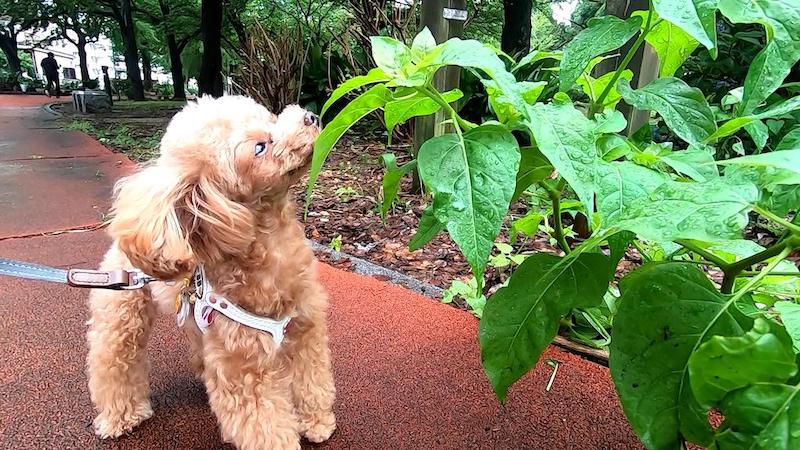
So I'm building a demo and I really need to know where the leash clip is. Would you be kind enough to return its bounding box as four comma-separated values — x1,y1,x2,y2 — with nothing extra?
120,269,156,290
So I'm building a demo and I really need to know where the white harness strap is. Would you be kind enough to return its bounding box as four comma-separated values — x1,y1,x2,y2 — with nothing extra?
176,266,292,346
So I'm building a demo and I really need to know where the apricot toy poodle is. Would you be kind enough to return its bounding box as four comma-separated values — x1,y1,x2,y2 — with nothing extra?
86,96,336,450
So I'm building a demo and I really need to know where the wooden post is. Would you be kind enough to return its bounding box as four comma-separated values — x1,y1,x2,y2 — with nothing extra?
595,0,659,135
413,0,468,144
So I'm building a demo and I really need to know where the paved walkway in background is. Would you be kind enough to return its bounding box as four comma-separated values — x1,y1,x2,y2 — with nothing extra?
0,95,641,449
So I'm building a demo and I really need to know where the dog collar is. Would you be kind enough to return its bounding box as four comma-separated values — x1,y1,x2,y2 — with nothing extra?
175,266,292,345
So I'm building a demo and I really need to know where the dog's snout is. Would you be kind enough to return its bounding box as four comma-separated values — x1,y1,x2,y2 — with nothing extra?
304,112,320,128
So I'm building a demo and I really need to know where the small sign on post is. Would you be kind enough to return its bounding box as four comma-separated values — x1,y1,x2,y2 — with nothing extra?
442,8,467,21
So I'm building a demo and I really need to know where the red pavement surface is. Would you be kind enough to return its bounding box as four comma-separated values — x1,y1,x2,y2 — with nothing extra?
0,95,134,239
0,95,642,449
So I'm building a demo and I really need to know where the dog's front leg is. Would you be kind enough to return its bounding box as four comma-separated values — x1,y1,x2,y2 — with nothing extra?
289,317,336,443
203,326,300,450
87,287,156,438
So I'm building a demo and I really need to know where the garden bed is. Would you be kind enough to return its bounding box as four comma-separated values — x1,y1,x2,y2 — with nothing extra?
51,100,794,314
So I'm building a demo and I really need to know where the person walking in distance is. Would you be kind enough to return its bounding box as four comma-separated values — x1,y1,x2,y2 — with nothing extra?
41,52,61,98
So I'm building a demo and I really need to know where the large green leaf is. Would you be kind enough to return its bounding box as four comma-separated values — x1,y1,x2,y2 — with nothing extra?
660,146,718,182
724,164,800,215
619,77,717,146
603,177,758,242
512,146,552,202
776,127,800,151
409,202,445,252
716,383,800,449
416,38,527,116
577,70,633,109
417,125,520,279
718,0,800,114
525,95,601,216
410,27,436,62
705,96,800,143
320,68,390,117
559,15,642,92
484,80,546,124
596,161,669,227
776,301,800,353
652,0,718,54
688,318,797,408
512,49,561,73
306,84,393,205
610,263,753,449
480,251,610,402
370,36,412,77
384,89,463,143
717,150,800,176
379,153,417,219
633,10,699,77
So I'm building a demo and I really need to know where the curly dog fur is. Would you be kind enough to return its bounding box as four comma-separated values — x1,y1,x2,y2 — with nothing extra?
86,96,335,449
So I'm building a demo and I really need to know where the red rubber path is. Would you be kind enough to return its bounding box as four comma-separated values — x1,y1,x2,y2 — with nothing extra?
0,95,642,449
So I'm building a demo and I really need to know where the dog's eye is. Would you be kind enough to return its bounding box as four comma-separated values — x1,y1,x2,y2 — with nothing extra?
254,142,269,157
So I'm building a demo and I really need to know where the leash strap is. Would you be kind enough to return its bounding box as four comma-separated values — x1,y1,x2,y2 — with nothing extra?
0,257,155,290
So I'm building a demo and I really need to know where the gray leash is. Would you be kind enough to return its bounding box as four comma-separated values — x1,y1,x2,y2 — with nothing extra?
0,257,156,290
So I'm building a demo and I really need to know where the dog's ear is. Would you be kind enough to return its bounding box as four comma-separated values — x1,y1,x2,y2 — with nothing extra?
108,165,195,279
180,175,257,263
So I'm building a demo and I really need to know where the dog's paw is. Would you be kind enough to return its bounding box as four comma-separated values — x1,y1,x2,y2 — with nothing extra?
299,412,336,443
93,402,153,439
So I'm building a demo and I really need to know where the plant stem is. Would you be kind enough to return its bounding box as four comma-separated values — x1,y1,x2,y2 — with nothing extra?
420,85,476,131
588,6,654,117
677,237,799,294
728,247,793,300
754,205,800,236
539,179,570,254
741,271,799,277
675,240,729,268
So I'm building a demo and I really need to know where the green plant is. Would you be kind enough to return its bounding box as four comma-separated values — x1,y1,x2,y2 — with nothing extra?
310,1,800,447
442,277,486,317
65,119,95,133
153,82,174,99
334,186,358,203
329,234,343,252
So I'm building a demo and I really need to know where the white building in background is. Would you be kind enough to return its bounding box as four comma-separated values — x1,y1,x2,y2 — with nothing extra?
17,24,169,88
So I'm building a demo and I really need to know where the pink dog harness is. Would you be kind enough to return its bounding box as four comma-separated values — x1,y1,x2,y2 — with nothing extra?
175,266,292,345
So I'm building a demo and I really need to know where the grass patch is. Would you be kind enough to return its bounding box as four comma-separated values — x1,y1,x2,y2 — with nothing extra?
113,100,186,110
66,119,162,161
65,119,95,133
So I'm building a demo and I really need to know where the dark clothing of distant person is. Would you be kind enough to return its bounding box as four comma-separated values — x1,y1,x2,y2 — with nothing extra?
41,55,61,98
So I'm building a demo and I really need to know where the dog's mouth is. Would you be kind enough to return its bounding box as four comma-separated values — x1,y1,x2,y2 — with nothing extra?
287,159,312,178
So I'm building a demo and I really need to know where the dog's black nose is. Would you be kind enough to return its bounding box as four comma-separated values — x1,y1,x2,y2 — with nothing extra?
304,112,320,127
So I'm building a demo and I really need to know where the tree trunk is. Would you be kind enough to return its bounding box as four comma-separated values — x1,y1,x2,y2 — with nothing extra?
77,33,90,83
501,0,533,58
142,48,153,91
166,36,187,99
158,0,187,99
118,0,145,100
199,0,224,97
0,34,21,75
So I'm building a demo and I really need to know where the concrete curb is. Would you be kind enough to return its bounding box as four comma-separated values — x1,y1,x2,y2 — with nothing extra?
42,101,65,116
309,240,444,299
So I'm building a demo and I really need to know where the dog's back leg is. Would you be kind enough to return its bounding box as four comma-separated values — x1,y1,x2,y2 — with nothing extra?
86,248,156,439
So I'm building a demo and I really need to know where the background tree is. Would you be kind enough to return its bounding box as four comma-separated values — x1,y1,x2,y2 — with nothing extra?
49,0,108,83
501,0,532,57
136,0,200,99
0,0,48,76
92,0,145,100
198,0,223,96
